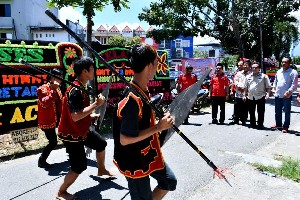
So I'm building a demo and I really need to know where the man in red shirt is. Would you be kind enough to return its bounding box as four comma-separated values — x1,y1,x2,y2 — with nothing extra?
209,63,230,124
176,65,198,124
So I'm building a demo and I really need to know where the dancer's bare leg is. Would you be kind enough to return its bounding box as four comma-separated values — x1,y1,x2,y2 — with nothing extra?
153,187,168,200
96,150,115,176
56,170,78,200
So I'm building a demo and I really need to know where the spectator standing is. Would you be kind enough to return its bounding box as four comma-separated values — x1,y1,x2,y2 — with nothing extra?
272,57,298,133
37,68,63,168
229,60,244,120
176,65,197,124
209,63,230,124
244,62,271,129
230,60,251,125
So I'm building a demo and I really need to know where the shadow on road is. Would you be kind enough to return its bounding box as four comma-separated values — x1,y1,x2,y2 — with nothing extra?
45,160,70,176
74,175,128,200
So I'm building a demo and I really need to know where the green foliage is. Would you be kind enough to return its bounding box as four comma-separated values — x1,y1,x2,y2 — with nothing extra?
138,0,300,59
293,56,300,64
222,55,239,67
253,156,300,182
126,36,142,47
193,49,208,58
107,35,141,47
107,35,127,46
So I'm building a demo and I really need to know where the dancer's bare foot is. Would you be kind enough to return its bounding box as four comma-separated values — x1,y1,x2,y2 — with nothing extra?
97,169,116,177
56,191,76,200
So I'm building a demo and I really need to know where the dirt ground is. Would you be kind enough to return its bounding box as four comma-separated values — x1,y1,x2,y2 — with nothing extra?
0,116,113,161
0,129,53,161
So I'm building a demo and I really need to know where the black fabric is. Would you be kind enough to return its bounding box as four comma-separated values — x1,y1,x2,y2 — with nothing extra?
233,97,249,122
85,130,107,152
63,130,107,174
113,87,160,176
40,128,57,160
211,96,226,122
68,88,84,113
120,97,140,137
249,96,266,127
64,141,87,174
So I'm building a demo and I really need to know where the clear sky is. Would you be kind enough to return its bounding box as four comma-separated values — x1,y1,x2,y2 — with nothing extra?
59,0,154,33
58,0,218,45
59,2,300,56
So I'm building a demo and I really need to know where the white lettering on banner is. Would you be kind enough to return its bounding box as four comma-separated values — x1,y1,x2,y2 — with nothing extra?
10,127,39,143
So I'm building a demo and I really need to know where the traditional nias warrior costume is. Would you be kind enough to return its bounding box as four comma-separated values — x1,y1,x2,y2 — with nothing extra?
37,72,63,168
58,80,90,142
37,82,62,129
58,79,107,174
113,82,165,178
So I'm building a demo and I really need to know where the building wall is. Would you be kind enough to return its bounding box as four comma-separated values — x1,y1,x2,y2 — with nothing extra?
32,30,68,42
194,45,224,61
11,0,58,39
159,35,193,60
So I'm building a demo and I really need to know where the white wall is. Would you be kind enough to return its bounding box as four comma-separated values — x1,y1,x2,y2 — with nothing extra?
32,30,68,42
11,0,59,40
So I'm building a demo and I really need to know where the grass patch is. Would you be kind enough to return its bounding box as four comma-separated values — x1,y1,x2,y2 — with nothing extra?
253,156,300,182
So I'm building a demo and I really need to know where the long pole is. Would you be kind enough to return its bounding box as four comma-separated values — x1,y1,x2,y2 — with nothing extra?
0,62,46,82
18,58,115,107
44,9,231,185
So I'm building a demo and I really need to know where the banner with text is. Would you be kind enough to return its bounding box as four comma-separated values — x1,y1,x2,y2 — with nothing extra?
91,42,172,107
0,39,83,134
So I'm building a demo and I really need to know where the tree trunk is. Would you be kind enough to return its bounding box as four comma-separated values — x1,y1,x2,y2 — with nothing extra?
232,0,244,58
86,13,93,57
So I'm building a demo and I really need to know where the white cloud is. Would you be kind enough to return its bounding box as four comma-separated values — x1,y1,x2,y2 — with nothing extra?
193,35,220,45
291,10,300,20
59,7,85,26
291,10,300,31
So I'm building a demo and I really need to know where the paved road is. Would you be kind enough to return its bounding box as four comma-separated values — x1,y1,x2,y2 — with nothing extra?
1,94,300,200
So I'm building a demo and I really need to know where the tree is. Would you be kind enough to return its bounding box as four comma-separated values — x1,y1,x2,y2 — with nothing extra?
107,35,127,46
107,35,141,47
138,0,300,60
126,36,142,47
222,55,239,69
48,0,129,56
193,49,208,58
294,56,300,65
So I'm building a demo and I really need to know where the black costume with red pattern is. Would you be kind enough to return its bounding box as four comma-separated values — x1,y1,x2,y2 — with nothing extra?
113,82,165,179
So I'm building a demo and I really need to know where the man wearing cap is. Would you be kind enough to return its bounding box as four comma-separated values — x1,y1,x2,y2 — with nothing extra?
176,65,197,124
37,68,63,168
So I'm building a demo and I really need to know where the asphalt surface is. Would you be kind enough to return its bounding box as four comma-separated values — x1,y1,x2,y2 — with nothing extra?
1,93,300,200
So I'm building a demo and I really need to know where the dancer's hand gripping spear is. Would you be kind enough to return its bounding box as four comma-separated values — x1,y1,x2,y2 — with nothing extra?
45,9,232,186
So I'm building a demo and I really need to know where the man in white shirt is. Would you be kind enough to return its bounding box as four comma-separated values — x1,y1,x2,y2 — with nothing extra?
244,62,271,129
272,57,298,133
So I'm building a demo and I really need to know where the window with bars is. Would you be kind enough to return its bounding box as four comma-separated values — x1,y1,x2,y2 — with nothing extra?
176,49,183,58
175,39,182,48
182,40,190,47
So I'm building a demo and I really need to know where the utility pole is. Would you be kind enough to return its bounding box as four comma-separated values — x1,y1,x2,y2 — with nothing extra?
259,1,264,69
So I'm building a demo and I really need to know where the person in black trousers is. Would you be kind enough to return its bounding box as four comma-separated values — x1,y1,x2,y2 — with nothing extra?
209,63,230,124
244,62,271,129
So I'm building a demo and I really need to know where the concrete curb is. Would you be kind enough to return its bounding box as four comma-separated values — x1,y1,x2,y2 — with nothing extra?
188,129,300,200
